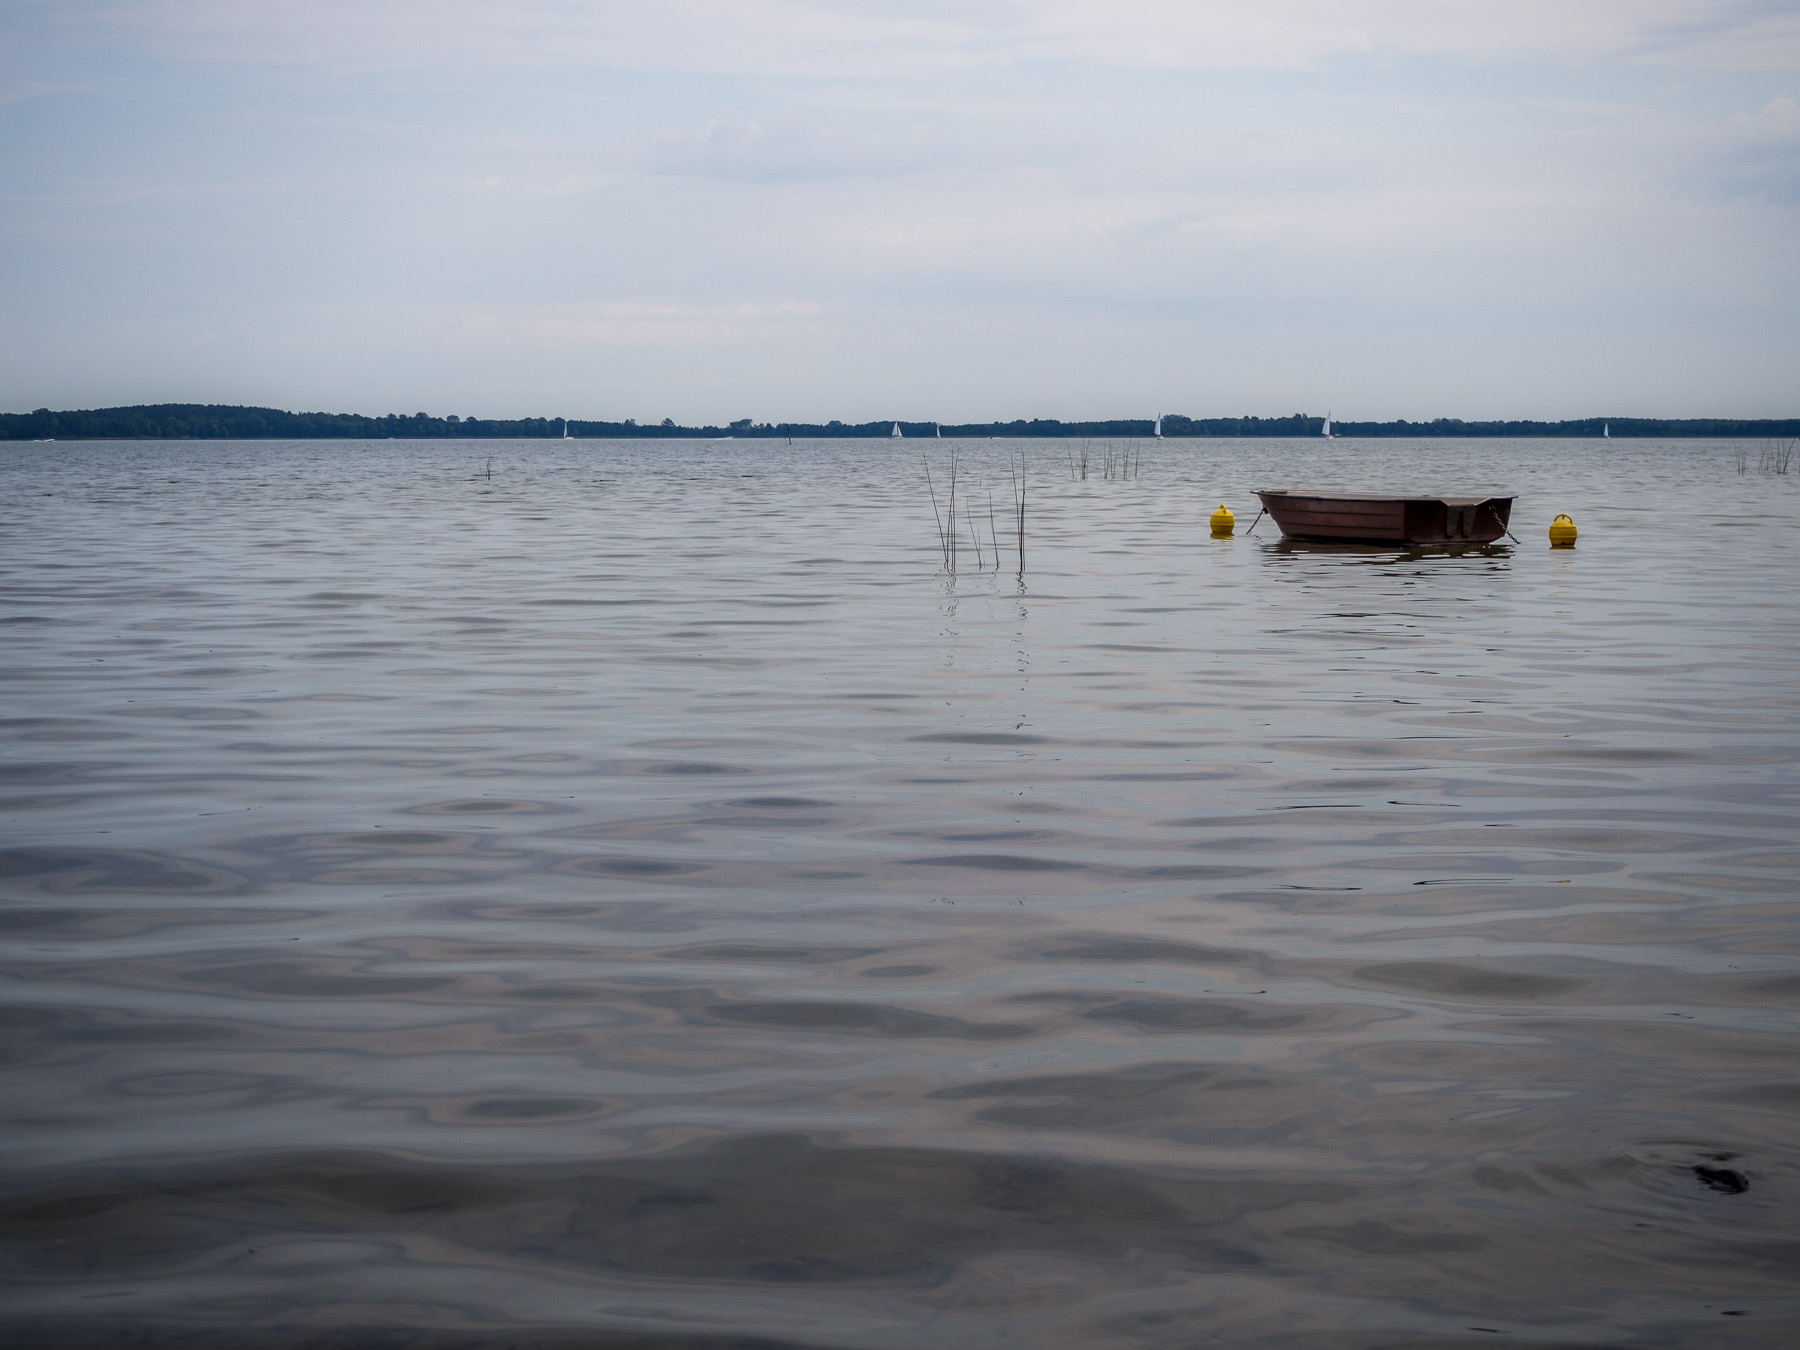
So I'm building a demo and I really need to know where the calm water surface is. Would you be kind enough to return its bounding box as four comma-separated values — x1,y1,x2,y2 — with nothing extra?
2,437,1797,1348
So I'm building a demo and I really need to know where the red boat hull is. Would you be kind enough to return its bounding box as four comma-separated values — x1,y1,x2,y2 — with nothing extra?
1255,491,1513,545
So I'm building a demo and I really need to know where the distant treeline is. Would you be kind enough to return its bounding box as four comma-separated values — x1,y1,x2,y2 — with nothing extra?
4,404,1798,441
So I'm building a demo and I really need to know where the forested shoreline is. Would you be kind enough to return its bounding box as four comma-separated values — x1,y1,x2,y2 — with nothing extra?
4,404,1797,441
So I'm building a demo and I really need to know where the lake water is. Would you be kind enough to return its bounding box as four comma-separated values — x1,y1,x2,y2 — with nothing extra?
2,436,1797,1349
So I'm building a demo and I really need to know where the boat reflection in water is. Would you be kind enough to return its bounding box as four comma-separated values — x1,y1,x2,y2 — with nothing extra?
1256,489,1514,545
1270,536,1512,563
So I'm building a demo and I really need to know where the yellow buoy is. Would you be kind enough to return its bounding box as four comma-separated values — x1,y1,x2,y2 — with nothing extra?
1548,513,1577,548
1210,503,1235,536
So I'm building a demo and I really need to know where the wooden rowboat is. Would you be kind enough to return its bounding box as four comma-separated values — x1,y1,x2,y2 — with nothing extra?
1254,490,1514,545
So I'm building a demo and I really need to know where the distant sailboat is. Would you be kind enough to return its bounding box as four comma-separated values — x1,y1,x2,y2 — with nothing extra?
1321,413,1336,439
891,422,903,438
1603,422,1611,438
1154,415,1163,439
562,418,573,440
935,423,942,438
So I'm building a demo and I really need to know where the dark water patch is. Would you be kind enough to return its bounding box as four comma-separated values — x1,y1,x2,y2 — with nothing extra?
0,909,77,931
11,727,130,743
1710,1082,1800,1107
926,829,1055,843
1724,973,1800,1002
727,796,836,809
672,944,887,965
0,1004,238,1056
0,760,125,786
1077,995,1396,1035
406,798,566,815
932,1064,1223,1105
1384,826,1711,853
1129,862,1268,880
431,899,700,933
58,1021,235,1045
1093,769,1241,781
902,854,1085,872
287,830,474,851
699,999,1032,1040
695,808,843,829
560,857,707,878
1033,935,1251,966
1283,1218,1491,1255
0,1135,1325,1286
461,1097,599,1121
1652,870,1796,894
112,704,262,721
908,732,1051,746
113,1072,275,1097
0,848,250,896
310,868,482,885
1352,962,1581,1000
182,961,454,998
0,905,308,938
498,985,618,1002
290,645,409,660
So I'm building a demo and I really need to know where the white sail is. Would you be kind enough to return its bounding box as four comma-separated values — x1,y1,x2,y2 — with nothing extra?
1322,413,1333,438
935,423,941,438
563,418,572,439
891,422,903,438
1154,415,1163,439
1603,422,1610,438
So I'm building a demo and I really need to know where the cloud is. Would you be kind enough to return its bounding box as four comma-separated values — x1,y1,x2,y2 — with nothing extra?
71,0,992,76
0,81,92,107
640,112,1069,182
1625,0,1800,66
1695,97,1800,202
444,298,825,350
67,0,1800,74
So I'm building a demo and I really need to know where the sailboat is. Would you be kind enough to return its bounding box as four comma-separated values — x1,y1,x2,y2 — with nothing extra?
1154,415,1163,439
1603,422,1611,439
1321,412,1336,439
562,418,573,440
935,423,942,438
891,422,903,438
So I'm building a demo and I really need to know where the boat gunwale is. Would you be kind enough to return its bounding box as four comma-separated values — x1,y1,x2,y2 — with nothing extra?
1254,489,1515,503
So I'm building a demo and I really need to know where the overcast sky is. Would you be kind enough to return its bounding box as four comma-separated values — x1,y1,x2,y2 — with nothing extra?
3,1,1797,423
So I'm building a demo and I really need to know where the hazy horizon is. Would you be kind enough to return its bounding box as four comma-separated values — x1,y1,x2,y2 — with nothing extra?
3,2,1797,423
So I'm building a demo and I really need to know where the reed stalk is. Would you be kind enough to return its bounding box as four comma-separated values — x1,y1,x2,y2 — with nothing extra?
1008,451,1027,576
948,448,959,571
924,459,950,569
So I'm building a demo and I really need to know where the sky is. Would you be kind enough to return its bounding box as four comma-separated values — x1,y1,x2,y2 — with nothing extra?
2,1,1797,424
